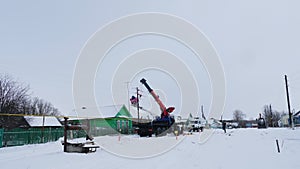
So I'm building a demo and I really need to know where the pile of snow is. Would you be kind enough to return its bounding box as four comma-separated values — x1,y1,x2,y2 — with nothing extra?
0,128,300,169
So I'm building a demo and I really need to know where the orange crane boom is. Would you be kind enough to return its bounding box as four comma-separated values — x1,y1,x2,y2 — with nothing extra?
140,78,175,118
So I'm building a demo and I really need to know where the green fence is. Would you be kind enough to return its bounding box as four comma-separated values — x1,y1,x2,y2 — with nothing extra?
1,120,134,148
0,128,3,148
1,128,86,147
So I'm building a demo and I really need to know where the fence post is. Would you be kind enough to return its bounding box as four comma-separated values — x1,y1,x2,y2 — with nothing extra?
276,139,280,153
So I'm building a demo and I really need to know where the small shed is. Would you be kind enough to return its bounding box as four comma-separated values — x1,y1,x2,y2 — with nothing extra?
279,114,290,127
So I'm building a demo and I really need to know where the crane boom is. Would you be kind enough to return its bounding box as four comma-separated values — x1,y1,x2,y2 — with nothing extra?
140,78,175,118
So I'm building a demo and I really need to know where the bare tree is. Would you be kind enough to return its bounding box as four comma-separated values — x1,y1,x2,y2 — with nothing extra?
233,110,246,127
233,110,246,121
263,105,281,127
30,97,59,116
0,74,30,128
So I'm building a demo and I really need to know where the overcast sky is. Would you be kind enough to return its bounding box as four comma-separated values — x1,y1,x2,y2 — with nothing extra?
1,1,300,119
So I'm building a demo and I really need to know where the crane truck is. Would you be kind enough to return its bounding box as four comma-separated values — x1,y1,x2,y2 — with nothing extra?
135,78,175,137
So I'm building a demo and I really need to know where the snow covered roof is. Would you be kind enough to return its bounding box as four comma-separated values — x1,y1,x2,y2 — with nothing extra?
24,116,62,127
66,105,132,120
98,105,123,118
294,111,300,117
98,105,132,118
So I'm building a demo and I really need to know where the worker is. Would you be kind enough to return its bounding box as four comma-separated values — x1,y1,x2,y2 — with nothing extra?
222,121,226,133
86,134,93,141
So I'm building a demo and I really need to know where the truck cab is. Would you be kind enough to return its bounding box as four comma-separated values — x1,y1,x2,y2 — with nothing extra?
188,117,206,132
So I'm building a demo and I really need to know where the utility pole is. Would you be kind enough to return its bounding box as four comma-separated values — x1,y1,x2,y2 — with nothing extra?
63,117,68,152
136,87,140,124
201,105,205,120
270,104,273,127
284,75,293,128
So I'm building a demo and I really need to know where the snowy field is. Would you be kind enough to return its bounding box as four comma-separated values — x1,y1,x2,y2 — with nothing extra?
1,128,300,169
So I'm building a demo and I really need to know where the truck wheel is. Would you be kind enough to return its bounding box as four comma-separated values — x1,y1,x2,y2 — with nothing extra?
156,127,162,136
162,127,167,136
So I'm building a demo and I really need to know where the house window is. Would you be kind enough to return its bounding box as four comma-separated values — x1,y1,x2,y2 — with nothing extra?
117,120,121,130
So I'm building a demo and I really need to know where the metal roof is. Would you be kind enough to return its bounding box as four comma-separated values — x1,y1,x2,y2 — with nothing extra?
24,116,62,127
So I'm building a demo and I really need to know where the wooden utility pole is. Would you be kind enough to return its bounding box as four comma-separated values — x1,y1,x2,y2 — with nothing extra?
201,105,206,120
64,117,68,152
284,75,292,128
136,87,140,124
270,104,273,127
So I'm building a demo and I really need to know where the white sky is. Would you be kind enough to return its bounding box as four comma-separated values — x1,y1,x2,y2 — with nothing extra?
1,0,300,119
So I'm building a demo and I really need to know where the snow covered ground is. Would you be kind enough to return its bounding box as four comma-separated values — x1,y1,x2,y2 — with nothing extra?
1,128,300,169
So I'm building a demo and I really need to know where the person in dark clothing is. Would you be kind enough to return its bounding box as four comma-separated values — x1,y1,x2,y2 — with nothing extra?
86,134,93,141
222,121,226,133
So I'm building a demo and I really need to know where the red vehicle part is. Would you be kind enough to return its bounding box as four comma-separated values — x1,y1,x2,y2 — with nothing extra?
140,78,175,118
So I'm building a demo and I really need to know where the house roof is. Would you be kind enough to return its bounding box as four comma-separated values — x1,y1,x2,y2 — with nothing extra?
115,105,132,118
24,116,62,127
294,111,300,117
67,105,132,120
98,105,132,118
